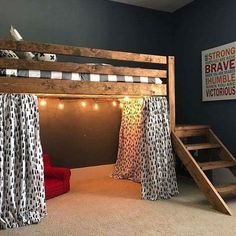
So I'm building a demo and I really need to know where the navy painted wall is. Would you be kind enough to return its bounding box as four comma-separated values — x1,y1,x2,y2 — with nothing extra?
173,0,236,156
0,0,173,168
0,0,172,54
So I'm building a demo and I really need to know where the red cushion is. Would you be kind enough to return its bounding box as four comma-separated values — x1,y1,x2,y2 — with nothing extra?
44,166,71,180
44,179,67,199
43,154,71,200
43,154,51,168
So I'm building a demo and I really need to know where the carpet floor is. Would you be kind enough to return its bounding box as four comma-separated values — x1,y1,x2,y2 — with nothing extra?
2,165,236,236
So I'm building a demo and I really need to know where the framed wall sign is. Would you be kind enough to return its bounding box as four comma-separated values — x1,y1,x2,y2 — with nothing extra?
202,42,236,101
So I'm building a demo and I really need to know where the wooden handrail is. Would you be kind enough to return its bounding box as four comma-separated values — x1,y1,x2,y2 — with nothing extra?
0,59,167,78
0,77,167,97
0,40,167,64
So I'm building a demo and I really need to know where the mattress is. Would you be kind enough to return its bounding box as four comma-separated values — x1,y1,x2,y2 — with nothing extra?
0,69,163,84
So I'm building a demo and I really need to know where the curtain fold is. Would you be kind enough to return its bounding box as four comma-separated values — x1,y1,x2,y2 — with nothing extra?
112,97,178,200
0,94,46,229
140,97,178,200
112,99,143,182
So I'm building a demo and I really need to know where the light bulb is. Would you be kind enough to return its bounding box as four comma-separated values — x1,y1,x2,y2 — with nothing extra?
119,103,124,109
112,101,117,107
58,103,64,110
94,103,99,110
81,101,87,108
124,96,130,102
39,99,47,107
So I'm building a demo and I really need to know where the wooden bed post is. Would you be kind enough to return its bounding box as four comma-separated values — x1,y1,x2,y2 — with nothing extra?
168,56,176,131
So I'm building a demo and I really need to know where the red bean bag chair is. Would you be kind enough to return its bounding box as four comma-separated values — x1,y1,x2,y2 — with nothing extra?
43,154,71,200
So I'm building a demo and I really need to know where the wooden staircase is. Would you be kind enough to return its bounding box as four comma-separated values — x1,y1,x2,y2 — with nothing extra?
172,125,236,215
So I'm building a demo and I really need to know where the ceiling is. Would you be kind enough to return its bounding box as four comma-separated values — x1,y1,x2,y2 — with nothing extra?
110,0,194,12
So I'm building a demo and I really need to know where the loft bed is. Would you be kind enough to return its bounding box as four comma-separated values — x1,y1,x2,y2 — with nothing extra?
0,39,178,229
0,39,176,130
1,39,235,219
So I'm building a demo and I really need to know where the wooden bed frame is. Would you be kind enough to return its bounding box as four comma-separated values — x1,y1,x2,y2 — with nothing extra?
2,39,236,216
0,39,176,130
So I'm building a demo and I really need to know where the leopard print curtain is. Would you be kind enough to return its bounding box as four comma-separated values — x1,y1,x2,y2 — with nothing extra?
112,99,143,182
140,97,179,200
0,94,46,229
112,97,178,200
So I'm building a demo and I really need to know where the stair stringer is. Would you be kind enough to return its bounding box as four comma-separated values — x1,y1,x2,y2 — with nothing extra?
208,129,236,177
171,131,232,215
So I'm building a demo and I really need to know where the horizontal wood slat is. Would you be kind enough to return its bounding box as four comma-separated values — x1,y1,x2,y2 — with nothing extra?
175,124,210,131
0,77,167,97
185,143,221,151
0,59,167,78
0,40,167,64
198,161,236,171
216,183,236,195
175,128,208,138
174,125,210,138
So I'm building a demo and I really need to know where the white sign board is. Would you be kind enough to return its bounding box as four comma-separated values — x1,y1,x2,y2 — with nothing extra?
202,42,236,101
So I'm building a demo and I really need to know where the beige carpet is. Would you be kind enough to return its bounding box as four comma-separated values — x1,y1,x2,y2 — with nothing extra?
2,165,236,236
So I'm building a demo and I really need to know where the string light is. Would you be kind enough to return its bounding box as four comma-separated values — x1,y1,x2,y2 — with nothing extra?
139,98,143,105
119,103,124,109
94,103,99,110
81,101,87,108
124,96,130,102
58,103,64,110
39,99,47,107
112,101,117,107
38,98,130,111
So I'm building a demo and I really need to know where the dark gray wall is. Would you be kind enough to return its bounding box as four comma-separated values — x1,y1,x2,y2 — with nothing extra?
173,0,236,156
0,0,172,54
0,0,173,168
39,99,121,168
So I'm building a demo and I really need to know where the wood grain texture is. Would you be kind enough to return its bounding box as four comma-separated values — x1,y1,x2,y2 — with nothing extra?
0,59,167,78
172,130,232,215
174,128,208,138
207,129,236,162
185,143,221,151
0,40,167,64
216,183,236,195
168,56,175,130
0,77,167,97
207,129,236,178
198,160,236,171
175,124,210,130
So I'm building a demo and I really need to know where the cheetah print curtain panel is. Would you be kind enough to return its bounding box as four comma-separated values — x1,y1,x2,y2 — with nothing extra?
0,94,46,229
140,97,178,200
112,97,178,200
112,99,143,182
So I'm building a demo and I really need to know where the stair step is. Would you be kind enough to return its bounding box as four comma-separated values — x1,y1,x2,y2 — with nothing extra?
174,125,210,138
175,124,210,131
172,129,235,215
216,183,236,195
199,161,236,171
185,143,221,151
